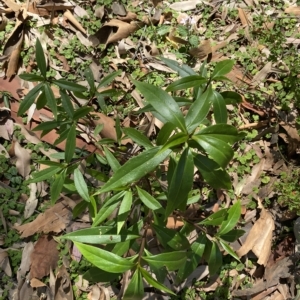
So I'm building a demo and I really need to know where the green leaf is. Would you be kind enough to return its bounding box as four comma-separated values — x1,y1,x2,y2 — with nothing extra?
60,89,74,118
191,234,207,257
96,147,171,194
73,200,88,219
152,223,190,251
36,88,47,110
35,38,47,78
86,168,109,182
33,120,63,132
92,191,125,227
123,269,144,300
219,229,245,242
83,267,121,283
52,79,87,92
207,241,222,275
117,191,132,233
44,82,57,119
65,124,76,163
211,59,234,79
50,170,66,205
103,147,121,172
166,75,207,92
73,106,93,121
199,209,228,226
63,231,139,245
97,70,122,88
115,115,122,143
74,168,90,202
36,160,64,167
19,73,44,82
218,201,241,235
84,67,96,95
26,166,61,183
197,124,240,144
221,91,243,105
139,268,175,295
160,57,196,77
218,239,240,261
123,128,153,149
143,250,186,271
18,82,43,116
185,85,212,133
74,242,135,273
193,154,231,189
211,90,227,124
166,148,194,216
134,80,187,133
192,135,234,168
156,122,176,146
136,187,162,210
159,132,188,154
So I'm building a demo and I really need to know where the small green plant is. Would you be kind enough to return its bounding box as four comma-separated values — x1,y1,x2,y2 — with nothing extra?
275,168,300,214
19,39,246,298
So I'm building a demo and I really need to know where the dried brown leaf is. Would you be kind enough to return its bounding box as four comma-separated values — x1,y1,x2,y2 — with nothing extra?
64,9,86,34
0,249,11,276
14,139,31,177
30,235,59,279
55,265,74,300
24,183,38,219
285,6,300,15
169,0,202,11
237,199,275,266
17,242,34,286
189,40,212,59
91,19,140,45
14,200,72,238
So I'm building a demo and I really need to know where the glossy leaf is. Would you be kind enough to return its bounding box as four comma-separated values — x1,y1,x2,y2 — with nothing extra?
211,90,227,123
221,91,243,105
60,89,74,118
166,75,207,92
123,269,144,300
73,106,93,121
193,154,231,189
63,231,139,244
152,223,190,250
139,268,175,295
36,88,47,109
211,59,234,79
156,122,176,146
18,82,43,116
136,187,162,210
192,135,233,168
117,191,132,233
96,147,171,194
159,132,188,154
19,73,44,82
185,85,212,133
52,79,87,92
35,38,47,78
166,148,194,216
197,124,240,144
103,147,121,172
50,170,66,205
92,191,125,227
97,70,122,88
219,229,245,242
74,168,90,202
207,241,222,275
218,201,241,235
143,250,186,271
74,242,135,273
123,127,153,149
160,57,196,77
134,80,187,133
84,267,121,283
191,234,207,257
44,82,57,119
64,124,76,163
218,239,240,261
199,209,228,226
26,166,61,183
